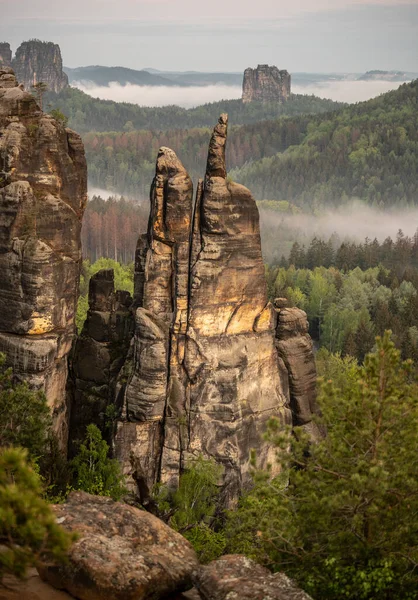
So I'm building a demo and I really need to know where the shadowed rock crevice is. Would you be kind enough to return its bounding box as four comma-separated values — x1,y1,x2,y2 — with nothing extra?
110,115,296,504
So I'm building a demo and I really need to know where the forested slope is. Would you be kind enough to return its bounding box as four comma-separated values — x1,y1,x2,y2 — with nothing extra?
46,86,343,133
231,80,418,208
80,80,418,207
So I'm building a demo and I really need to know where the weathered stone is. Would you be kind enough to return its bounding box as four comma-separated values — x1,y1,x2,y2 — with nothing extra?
70,269,133,452
12,40,68,92
0,570,75,600
0,42,12,68
275,306,321,439
38,491,199,600
115,116,291,503
0,68,86,448
242,65,291,104
194,555,313,600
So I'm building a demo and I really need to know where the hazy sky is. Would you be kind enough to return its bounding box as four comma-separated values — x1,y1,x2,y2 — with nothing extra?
1,0,417,72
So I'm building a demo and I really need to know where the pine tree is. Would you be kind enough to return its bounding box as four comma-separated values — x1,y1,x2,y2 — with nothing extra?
226,333,418,599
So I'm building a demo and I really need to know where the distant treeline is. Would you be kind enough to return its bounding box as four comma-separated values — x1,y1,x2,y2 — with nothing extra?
266,230,418,364
46,86,343,133
80,80,418,209
81,196,148,263
83,119,308,198
231,80,418,209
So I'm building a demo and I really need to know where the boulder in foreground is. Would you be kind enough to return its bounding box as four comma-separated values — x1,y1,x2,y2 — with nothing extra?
193,554,312,600
38,491,198,600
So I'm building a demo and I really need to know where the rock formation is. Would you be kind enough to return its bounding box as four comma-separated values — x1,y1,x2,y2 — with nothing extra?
194,555,313,600
0,43,12,68
38,491,199,600
242,64,291,104
0,67,87,447
112,115,292,504
12,40,69,93
274,300,321,439
70,269,133,452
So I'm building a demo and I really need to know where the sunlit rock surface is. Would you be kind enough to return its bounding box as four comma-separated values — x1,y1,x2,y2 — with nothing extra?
0,67,86,448
115,115,292,503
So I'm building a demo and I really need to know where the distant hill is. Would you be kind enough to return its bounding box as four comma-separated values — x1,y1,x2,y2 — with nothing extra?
230,80,418,209
46,86,344,133
357,70,417,82
64,65,186,87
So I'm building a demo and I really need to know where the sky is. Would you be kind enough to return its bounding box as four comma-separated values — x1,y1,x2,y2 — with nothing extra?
1,0,418,72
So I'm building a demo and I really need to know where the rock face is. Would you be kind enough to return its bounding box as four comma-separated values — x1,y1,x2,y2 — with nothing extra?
38,491,199,600
0,43,12,68
0,68,87,447
194,555,313,600
12,40,68,93
114,115,291,503
274,303,321,438
70,269,134,452
242,65,291,104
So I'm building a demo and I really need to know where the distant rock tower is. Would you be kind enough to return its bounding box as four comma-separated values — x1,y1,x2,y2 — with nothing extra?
12,40,69,92
242,64,291,104
0,43,12,68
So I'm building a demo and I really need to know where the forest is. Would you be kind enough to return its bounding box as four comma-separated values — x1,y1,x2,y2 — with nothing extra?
74,80,418,208
45,86,343,133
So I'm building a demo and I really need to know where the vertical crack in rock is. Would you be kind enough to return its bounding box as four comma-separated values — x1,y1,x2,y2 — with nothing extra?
113,116,294,504
0,68,86,449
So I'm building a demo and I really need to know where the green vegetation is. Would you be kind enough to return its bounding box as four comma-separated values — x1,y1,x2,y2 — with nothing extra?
77,257,134,331
0,353,51,459
0,447,74,580
46,86,343,133
225,334,418,598
266,231,418,362
153,456,226,563
231,80,418,209
70,424,126,501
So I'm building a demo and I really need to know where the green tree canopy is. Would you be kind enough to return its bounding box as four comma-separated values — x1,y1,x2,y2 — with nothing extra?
226,332,418,599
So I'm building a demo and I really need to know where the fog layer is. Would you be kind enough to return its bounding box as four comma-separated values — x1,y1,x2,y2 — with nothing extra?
75,82,242,108
259,201,418,263
292,80,410,103
74,79,409,107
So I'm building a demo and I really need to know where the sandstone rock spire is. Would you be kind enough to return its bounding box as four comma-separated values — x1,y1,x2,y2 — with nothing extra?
0,68,86,447
114,116,291,503
242,64,291,103
12,40,69,93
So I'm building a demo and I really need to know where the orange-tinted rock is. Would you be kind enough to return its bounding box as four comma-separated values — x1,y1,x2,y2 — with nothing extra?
0,68,86,448
115,116,291,503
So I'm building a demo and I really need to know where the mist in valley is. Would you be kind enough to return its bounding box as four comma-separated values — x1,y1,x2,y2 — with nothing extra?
74,82,242,108
74,78,410,108
259,201,418,264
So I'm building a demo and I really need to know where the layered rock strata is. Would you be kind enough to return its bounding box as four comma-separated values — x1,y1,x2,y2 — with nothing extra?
0,68,87,447
242,64,291,103
12,40,69,93
114,115,292,503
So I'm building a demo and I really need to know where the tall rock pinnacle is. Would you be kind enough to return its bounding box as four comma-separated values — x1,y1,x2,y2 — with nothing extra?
242,64,291,104
12,40,69,93
113,115,292,503
0,68,87,447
